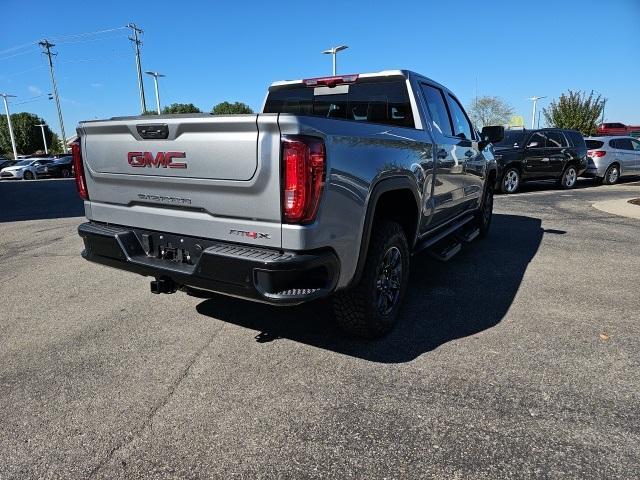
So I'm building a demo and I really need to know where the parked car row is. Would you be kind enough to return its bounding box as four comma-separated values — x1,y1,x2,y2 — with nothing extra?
492,128,639,193
0,155,73,180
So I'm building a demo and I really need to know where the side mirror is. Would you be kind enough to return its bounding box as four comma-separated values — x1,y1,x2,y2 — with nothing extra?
479,125,504,149
526,141,539,148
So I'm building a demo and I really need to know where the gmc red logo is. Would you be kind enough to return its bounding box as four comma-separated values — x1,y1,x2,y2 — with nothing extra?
128,151,187,169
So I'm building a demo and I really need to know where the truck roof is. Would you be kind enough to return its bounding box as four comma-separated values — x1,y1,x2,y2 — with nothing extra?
269,69,434,88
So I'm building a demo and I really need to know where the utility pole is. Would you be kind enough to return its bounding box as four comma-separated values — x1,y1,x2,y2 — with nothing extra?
36,123,49,154
145,71,165,114
39,40,68,153
0,93,18,160
127,23,147,114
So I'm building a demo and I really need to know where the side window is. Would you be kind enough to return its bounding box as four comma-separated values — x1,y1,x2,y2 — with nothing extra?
419,84,453,137
527,132,547,148
615,138,634,151
631,139,640,151
547,130,567,148
609,139,618,149
446,94,474,140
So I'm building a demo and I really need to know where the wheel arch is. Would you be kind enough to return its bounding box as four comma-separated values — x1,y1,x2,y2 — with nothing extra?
347,176,420,289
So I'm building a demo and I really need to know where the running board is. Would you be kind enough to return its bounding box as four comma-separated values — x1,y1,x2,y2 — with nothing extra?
456,227,480,243
429,242,462,262
413,215,475,254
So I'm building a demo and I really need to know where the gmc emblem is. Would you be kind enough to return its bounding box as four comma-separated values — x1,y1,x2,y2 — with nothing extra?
128,151,187,169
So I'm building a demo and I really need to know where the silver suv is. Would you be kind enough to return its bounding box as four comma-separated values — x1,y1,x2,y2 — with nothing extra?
583,136,640,184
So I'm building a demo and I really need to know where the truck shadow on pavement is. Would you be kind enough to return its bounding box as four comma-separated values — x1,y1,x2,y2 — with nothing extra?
0,179,85,223
196,213,543,363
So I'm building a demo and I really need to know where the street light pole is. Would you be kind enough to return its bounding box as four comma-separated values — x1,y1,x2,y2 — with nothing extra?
528,96,546,129
36,124,49,154
145,71,165,114
0,93,18,160
322,45,349,75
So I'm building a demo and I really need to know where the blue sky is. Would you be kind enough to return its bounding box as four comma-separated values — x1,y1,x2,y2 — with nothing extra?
1,0,639,139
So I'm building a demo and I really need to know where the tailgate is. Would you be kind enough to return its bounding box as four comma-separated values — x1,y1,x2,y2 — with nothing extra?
78,114,283,248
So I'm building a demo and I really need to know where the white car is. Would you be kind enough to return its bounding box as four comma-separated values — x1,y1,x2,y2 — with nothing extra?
0,158,54,180
584,136,640,184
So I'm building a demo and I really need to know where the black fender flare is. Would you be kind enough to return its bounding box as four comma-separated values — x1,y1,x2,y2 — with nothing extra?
347,176,421,289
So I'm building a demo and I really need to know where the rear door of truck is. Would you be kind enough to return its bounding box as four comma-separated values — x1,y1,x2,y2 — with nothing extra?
78,114,282,248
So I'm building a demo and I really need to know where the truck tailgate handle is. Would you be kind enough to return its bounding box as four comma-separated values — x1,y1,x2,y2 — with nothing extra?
137,124,169,140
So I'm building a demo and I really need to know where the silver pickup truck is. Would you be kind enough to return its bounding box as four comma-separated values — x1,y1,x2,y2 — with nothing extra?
74,70,503,337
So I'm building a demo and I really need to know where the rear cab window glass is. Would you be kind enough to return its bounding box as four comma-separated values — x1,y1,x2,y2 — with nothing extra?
264,78,415,128
418,84,453,137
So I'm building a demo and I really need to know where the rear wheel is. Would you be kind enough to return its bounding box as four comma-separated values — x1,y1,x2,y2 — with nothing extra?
559,164,578,189
501,168,520,194
476,182,494,238
23,170,34,180
602,164,620,185
333,221,409,338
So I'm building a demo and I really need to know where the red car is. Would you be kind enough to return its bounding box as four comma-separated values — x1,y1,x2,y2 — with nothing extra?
596,123,640,137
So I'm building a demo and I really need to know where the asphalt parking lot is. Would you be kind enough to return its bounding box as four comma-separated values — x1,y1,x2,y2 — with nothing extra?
1,179,639,479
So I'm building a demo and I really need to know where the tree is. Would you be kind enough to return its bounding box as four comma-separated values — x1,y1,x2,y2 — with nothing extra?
0,112,56,155
211,101,253,115
160,103,202,114
543,90,605,136
467,96,514,129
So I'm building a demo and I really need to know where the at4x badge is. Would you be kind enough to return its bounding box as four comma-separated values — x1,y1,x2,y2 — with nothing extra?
229,229,271,240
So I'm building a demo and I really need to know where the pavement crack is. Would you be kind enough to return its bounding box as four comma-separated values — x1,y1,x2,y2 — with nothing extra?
86,326,223,479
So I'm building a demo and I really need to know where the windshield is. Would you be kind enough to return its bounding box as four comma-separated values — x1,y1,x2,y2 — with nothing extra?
14,159,36,166
495,130,526,148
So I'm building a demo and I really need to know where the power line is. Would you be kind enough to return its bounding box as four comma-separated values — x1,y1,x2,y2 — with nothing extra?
0,48,40,62
54,34,129,46
0,26,128,60
48,26,128,41
0,41,38,56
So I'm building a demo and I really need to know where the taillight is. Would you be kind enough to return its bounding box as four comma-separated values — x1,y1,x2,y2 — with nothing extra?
281,136,325,224
71,141,89,200
588,150,606,158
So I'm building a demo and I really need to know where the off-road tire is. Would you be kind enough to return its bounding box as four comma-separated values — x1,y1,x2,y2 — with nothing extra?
333,221,410,338
476,182,494,238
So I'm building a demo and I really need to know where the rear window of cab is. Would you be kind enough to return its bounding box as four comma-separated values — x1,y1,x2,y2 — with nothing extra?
264,79,415,129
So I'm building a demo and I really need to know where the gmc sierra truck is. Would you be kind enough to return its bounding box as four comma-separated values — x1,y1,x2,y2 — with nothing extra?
74,70,503,337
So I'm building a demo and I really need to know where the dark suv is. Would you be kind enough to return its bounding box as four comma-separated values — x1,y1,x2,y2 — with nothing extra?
493,128,588,194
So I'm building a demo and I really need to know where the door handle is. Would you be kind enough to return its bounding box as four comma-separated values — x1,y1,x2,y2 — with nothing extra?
542,158,550,162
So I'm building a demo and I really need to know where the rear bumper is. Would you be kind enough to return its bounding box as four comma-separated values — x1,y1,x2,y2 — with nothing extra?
78,222,340,305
